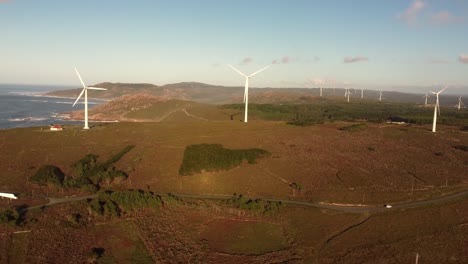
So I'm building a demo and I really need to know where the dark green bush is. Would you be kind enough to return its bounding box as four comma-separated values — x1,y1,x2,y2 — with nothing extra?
453,145,468,152
339,123,367,132
68,145,133,189
228,193,282,215
90,190,162,218
179,144,270,176
31,165,65,187
0,209,19,225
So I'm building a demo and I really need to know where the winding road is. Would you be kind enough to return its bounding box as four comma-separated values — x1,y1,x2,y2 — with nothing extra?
25,189,468,214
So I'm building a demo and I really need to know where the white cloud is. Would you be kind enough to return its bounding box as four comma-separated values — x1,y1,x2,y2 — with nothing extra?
397,0,426,25
272,56,298,64
240,57,253,65
343,56,369,63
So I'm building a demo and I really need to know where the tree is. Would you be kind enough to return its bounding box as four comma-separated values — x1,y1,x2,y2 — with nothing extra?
30,165,65,187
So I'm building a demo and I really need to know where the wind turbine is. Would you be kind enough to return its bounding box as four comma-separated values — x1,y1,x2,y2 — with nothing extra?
72,68,107,129
360,88,364,99
430,87,447,133
345,88,352,102
457,96,464,110
228,65,270,123
423,92,430,106
378,90,383,102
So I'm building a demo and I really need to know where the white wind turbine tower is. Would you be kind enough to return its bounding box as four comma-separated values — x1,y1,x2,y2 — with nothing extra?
360,88,364,99
457,96,464,110
72,68,107,129
228,65,270,123
430,87,447,133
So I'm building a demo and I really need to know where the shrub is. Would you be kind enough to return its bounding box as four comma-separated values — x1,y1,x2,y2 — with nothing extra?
31,165,65,187
179,144,270,176
0,209,19,225
453,145,468,152
228,193,282,215
339,123,367,132
68,145,133,189
89,190,162,218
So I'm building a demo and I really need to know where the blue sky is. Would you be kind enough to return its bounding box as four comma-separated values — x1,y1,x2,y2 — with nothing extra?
1,0,467,94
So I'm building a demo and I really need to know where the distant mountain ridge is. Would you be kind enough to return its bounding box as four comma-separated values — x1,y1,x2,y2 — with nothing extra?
45,81,463,106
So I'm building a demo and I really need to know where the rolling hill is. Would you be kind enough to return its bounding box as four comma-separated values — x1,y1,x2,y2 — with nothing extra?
45,82,464,106
66,94,240,122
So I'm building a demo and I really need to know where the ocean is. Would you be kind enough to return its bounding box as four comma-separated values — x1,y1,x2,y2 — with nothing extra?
0,84,105,129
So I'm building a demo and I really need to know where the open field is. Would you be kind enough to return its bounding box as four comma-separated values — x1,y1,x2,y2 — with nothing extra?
0,120,466,204
0,195,466,263
0,117,467,263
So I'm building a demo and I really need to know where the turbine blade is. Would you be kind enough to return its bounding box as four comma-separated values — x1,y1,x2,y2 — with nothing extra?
438,87,448,94
74,67,87,89
87,87,107,90
72,88,85,107
248,66,270,77
227,64,247,77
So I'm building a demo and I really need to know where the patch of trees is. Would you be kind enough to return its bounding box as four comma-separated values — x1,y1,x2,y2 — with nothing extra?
0,209,19,225
453,145,468,152
179,144,270,176
227,193,282,215
30,145,134,192
223,102,467,127
339,123,367,132
30,165,65,187
89,190,163,218
289,182,303,196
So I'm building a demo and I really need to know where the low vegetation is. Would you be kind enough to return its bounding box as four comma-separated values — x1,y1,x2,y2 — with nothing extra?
453,145,468,152
227,193,282,215
30,145,134,191
0,209,19,225
89,190,163,218
30,165,65,187
223,101,467,126
179,144,271,176
339,123,368,132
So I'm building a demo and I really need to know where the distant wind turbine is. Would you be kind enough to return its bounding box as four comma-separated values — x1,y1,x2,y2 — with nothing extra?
228,65,270,123
423,92,430,106
72,68,107,129
345,88,352,102
360,88,364,99
457,96,464,110
430,87,447,133
378,90,383,102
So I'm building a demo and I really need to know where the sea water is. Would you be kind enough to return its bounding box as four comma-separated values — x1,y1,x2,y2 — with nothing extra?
0,84,105,129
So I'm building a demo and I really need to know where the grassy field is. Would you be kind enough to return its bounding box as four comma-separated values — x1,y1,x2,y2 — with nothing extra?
0,116,467,263
0,120,467,204
1,195,465,263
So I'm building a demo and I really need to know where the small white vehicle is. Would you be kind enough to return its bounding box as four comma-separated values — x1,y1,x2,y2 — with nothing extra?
385,204,392,208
